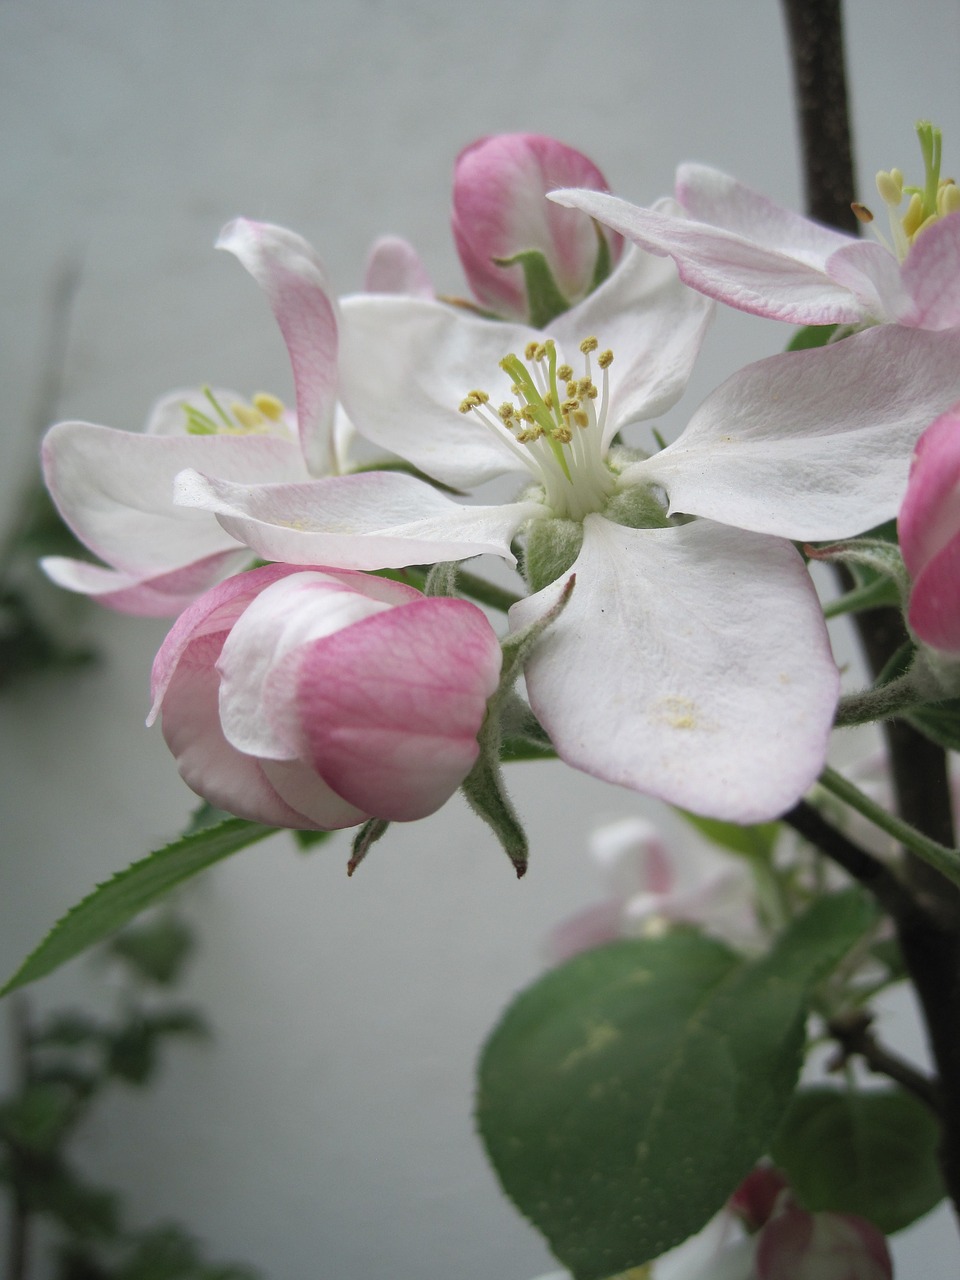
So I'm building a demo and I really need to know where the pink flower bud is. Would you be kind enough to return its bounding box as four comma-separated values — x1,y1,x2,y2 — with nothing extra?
898,402,960,654
148,564,502,829
452,133,623,320
755,1203,892,1280
729,1166,790,1233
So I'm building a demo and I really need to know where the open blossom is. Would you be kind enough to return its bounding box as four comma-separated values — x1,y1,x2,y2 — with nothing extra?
547,816,760,962
148,564,502,829
898,402,960,655
452,133,623,322
550,123,960,330
41,219,353,615
174,210,960,820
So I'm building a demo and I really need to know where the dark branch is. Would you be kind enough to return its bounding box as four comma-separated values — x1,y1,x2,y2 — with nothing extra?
827,1009,942,1114
781,801,907,916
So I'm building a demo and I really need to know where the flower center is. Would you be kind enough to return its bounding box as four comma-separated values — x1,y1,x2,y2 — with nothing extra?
458,336,618,520
868,122,960,262
182,386,293,438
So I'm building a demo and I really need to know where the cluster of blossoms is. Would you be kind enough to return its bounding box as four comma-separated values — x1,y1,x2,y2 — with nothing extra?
41,128,960,842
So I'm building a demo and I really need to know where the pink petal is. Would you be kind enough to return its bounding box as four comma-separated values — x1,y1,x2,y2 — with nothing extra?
825,241,913,324
217,219,340,476
909,533,960,653
40,549,251,618
509,516,838,823
901,211,960,330
363,235,434,297
898,405,960,577
453,133,622,319
545,900,626,963
297,597,502,822
549,187,865,325
756,1207,891,1280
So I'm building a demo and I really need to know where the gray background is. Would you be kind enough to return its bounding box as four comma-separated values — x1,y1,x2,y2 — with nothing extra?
2,2,959,1276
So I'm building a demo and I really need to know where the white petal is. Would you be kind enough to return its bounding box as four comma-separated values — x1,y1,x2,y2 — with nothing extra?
637,326,960,539
510,516,838,822
174,468,539,568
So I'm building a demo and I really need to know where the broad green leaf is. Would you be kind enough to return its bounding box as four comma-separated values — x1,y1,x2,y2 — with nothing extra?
772,1086,944,1233
476,891,876,1280
1,820,277,997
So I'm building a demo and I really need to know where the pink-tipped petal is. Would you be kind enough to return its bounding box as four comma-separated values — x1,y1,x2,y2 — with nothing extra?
297,597,502,821
363,235,434,297
41,549,251,618
549,186,865,326
174,468,537,569
909,534,960,653
453,134,621,319
510,516,838,823
898,405,960,577
218,218,340,476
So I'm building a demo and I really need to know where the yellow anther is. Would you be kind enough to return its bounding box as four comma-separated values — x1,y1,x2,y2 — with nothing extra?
511,383,521,397
252,392,285,421
533,343,548,362
580,336,599,354
577,377,592,395
938,180,960,217
458,399,475,414
573,410,589,429
543,392,554,409
524,341,540,360
498,402,515,421
467,388,490,404
902,191,925,238
561,399,580,413
557,364,573,382
597,349,614,369
851,202,874,223
232,403,265,430
876,169,903,207
555,427,573,444
586,385,599,400
520,406,536,423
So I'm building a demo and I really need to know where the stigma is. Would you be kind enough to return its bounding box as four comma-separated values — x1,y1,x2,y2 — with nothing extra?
459,336,618,520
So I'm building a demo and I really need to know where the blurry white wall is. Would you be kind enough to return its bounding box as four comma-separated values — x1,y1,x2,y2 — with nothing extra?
2,2,959,1276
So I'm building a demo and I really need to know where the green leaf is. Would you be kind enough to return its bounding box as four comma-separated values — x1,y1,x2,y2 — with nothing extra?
477,892,876,1279
0,1082,80,1153
772,1086,944,1233
293,827,335,851
108,917,195,986
678,813,781,860
787,323,839,351
1,820,277,997
904,696,960,751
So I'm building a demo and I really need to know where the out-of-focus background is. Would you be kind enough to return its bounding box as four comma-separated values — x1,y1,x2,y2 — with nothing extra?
2,2,959,1276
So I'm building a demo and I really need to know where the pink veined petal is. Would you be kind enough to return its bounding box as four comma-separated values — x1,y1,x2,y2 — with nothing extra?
297,596,502,822
363,235,434,297
452,133,621,319
824,240,913,324
509,516,838,823
909,532,960,653
149,562,312,721
901,210,960,330
258,757,371,830
42,421,306,574
174,468,539,569
549,187,866,325
898,405,960,576
217,218,340,477
40,549,251,618
156,628,323,829
637,325,960,540
216,571,401,760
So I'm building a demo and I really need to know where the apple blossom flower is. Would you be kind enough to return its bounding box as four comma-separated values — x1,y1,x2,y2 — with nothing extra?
547,816,760,962
148,563,502,829
898,401,960,655
550,121,960,331
41,219,355,615
174,220,960,820
452,133,623,323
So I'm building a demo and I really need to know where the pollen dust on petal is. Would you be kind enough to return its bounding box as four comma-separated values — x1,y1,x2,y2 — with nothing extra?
654,695,698,730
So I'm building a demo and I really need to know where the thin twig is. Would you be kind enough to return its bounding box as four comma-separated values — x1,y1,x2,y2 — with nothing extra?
781,801,907,916
827,1009,942,1115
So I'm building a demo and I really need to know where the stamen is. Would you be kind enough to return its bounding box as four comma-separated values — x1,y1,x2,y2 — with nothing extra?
232,403,266,431
579,336,599,353
253,392,285,421
851,202,874,224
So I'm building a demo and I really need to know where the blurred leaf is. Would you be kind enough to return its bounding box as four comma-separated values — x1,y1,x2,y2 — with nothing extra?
1,820,277,996
108,918,195,986
19,1158,120,1238
903,697,960,752
0,1082,80,1153
477,892,876,1278
292,828,335,851
115,1225,261,1280
678,812,781,860
32,1012,106,1049
772,1086,944,1233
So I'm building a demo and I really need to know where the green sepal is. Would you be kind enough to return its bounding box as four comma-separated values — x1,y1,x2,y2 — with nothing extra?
589,222,613,292
494,248,572,328
787,323,840,351
523,517,583,593
1,819,278,997
772,1086,944,1233
347,818,390,876
477,890,876,1279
